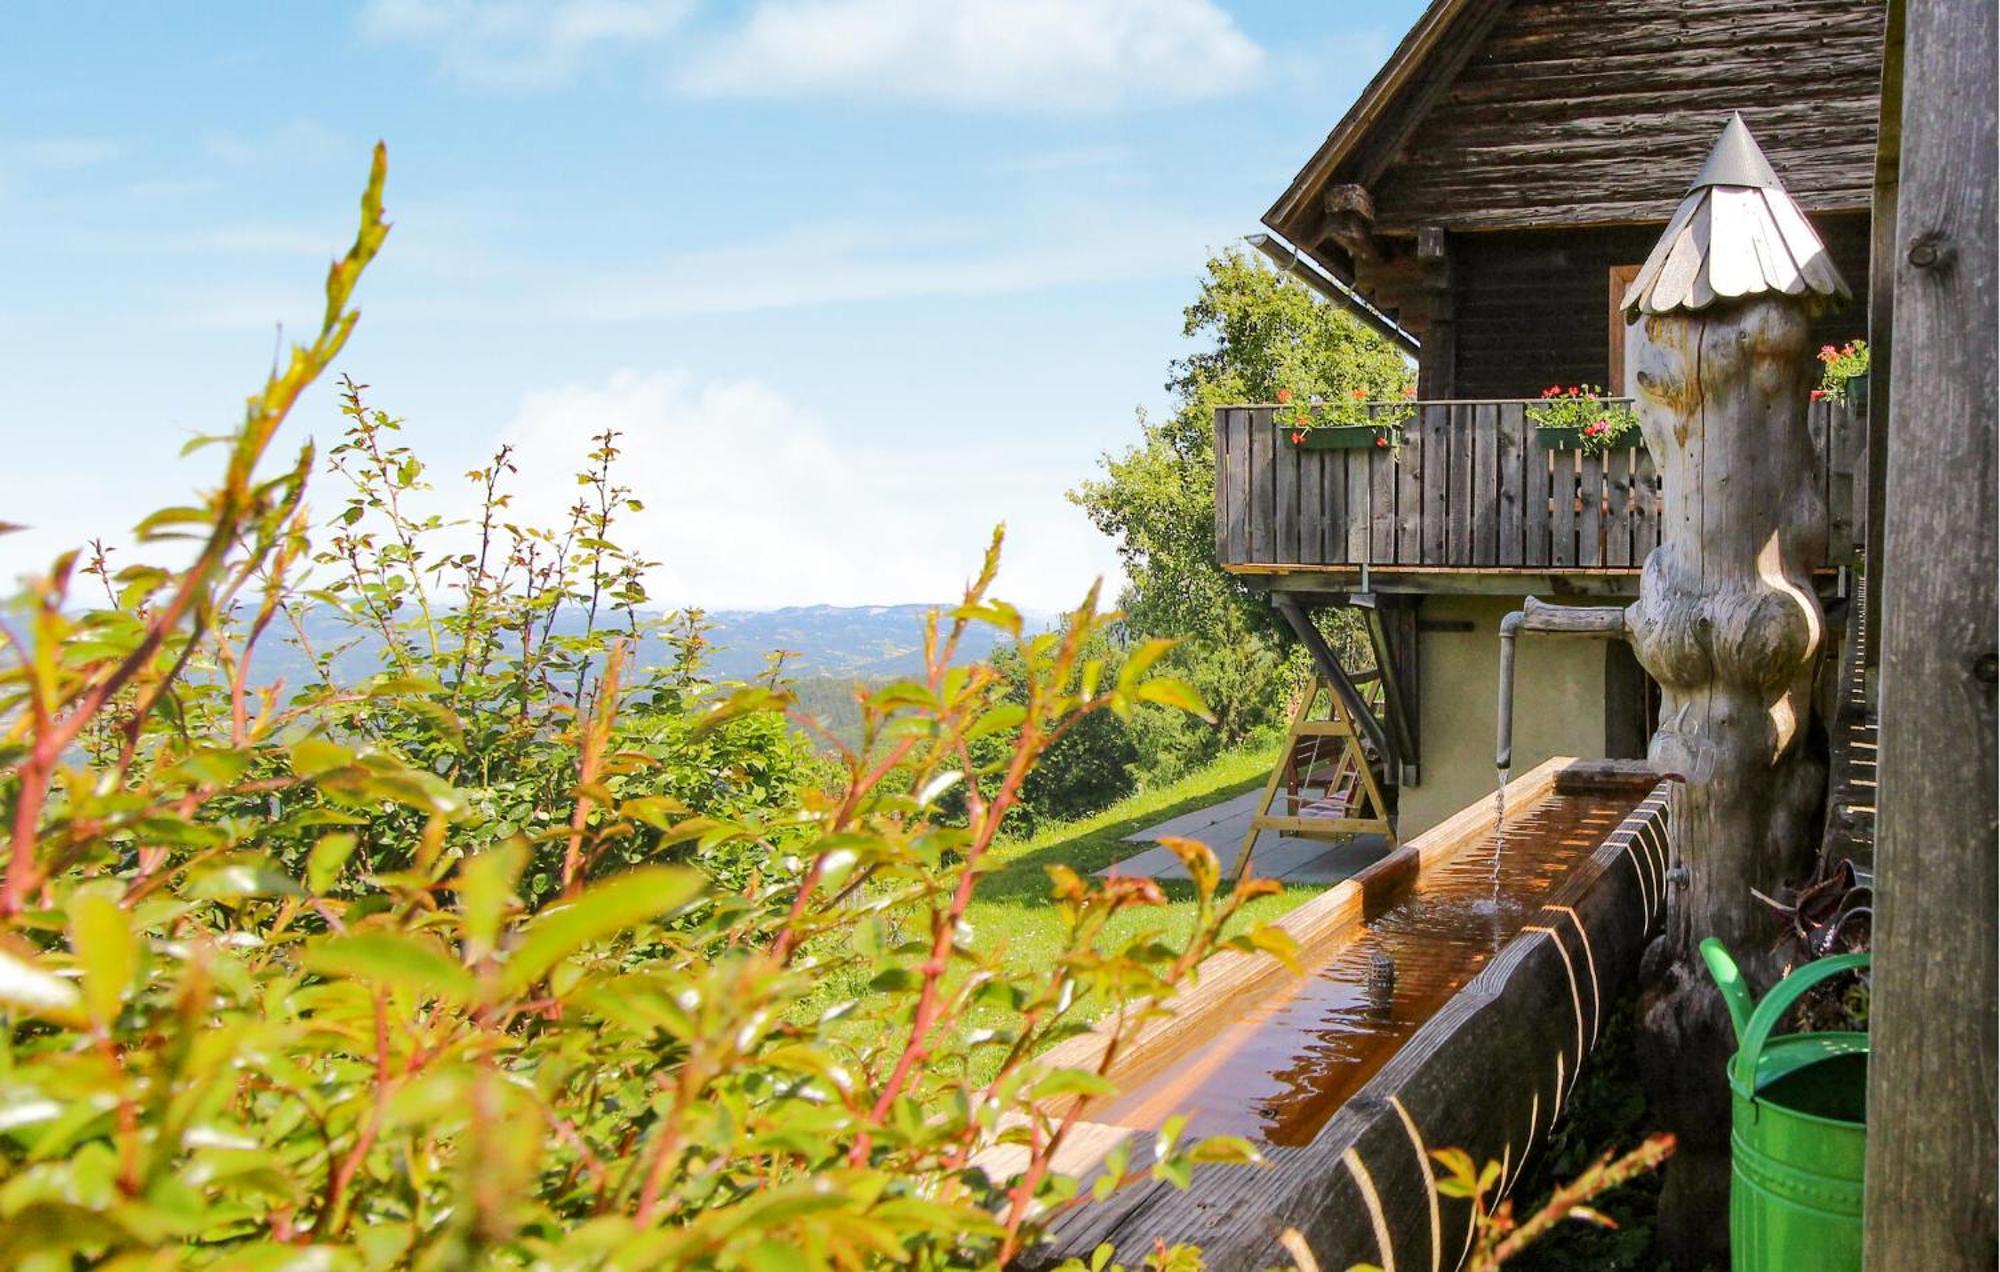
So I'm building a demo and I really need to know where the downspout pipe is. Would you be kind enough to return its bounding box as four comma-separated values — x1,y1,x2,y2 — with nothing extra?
1246,232,1422,357
1495,597,1633,771
1497,609,1526,771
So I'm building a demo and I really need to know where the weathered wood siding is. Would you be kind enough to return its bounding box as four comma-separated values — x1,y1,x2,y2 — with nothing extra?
1449,215,1874,398
1216,399,1861,576
1370,0,1887,233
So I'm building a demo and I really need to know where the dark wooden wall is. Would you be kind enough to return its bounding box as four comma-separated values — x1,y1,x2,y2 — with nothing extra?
1370,0,1888,233
1444,212,1874,399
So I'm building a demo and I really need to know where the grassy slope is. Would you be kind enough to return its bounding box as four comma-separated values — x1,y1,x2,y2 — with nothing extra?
796,745,1322,1088
963,743,1315,979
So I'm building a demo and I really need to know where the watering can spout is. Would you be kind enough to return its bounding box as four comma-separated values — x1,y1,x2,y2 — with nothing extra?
1700,937,1755,1044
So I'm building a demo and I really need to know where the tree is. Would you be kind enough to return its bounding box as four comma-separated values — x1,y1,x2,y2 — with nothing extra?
1070,249,1411,771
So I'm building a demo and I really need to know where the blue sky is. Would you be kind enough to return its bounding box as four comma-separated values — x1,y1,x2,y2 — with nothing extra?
1,0,1424,609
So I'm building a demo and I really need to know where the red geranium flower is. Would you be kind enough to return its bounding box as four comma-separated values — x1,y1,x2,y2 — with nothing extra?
1292,430,1307,444
1351,388,1368,400
1375,436,1388,447
1277,388,1293,403
1810,389,1826,400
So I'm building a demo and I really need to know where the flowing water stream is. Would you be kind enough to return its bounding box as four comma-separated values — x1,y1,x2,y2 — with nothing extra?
1093,790,1636,1147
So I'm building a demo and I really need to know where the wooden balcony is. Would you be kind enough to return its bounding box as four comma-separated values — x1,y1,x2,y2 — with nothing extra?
1215,399,1861,595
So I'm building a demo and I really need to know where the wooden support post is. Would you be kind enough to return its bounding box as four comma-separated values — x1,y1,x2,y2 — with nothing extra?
1359,596,1420,786
1417,225,1455,399
1617,116,1849,1266
1864,0,1999,1261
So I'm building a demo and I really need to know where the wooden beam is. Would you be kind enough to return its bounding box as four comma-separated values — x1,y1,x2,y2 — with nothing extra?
1863,0,1999,1261
1272,594,1395,771
1362,602,1421,783
1863,0,1906,670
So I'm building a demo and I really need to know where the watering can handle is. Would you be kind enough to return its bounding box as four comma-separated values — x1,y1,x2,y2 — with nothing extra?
1699,938,1755,1043
1736,950,1872,1084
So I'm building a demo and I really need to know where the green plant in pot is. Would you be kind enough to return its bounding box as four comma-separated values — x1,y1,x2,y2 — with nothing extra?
1529,384,1642,455
1277,385,1417,452
1814,339,1869,407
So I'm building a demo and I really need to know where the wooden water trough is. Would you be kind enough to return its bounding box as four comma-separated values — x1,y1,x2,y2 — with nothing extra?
1019,758,1672,1270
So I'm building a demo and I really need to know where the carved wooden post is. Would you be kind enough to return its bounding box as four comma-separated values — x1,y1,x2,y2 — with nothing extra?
1619,115,1850,1262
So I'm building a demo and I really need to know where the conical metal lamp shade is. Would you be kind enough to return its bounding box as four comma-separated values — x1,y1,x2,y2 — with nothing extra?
1621,113,1850,319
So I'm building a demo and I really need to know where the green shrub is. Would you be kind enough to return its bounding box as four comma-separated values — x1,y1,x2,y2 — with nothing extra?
0,147,1292,1269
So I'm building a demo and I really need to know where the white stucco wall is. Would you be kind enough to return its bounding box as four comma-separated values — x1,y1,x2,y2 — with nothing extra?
1398,593,1611,837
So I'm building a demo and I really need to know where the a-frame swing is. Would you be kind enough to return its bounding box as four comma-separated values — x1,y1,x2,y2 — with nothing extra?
1237,675,1397,873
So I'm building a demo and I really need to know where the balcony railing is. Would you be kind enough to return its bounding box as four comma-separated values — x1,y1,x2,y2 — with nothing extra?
1214,399,1861,577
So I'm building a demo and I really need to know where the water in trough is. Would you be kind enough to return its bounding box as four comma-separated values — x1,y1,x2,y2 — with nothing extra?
1093,791,1636,1148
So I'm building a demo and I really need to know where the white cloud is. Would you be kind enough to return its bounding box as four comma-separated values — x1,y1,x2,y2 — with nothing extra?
676,0,1264,110
495,369,1119,609
360,0,692,87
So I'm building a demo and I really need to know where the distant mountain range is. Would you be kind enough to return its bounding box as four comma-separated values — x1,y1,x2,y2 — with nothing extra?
699,604,1055,680
263,602,1058,689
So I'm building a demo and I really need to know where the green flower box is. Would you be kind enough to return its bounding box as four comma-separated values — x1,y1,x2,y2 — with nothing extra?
1284,424,1398,451
1537,425,1587,451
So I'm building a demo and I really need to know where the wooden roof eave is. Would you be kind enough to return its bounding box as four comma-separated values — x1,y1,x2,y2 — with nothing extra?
1261,0,1512,249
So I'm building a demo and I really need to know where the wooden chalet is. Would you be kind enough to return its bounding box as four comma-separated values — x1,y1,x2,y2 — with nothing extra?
1227,0,1885,836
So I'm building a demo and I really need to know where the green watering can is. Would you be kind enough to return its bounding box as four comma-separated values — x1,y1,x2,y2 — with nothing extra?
1701,940,1870,1272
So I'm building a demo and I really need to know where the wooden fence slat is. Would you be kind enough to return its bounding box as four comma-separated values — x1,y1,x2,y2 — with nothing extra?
1472,403,1499,565
1396,409,1424,564
1497,403,1526,565
1370,440,1397,563
1336,448,1352,568
1347,439,1371,563
1635,449,1661,558
1223,410,1249,565
1422,405,1450,564
1605,447,1634,568
1448,405,1474,563
1298,447,1324,566
1552,448,1577,566
1578,453,1604,567
1524,435,1553,566
1249,409,1274,563
1275,425,1300,565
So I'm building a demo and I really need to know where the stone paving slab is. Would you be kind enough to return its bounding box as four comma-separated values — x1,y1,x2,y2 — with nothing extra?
1123,788,1265,844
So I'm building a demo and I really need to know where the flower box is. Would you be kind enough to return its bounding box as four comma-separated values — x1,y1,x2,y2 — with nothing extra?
1537,425,1588,451
1284,424,1398,451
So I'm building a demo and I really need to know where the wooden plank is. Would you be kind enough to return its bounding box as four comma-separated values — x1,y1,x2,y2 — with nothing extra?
1222,410,1249,566
1299,446,1325,565
1370,437,1398,563
1275,424,1300,565
1497,402,1526,564
1447,404,1475,563
1396,410,1424,563
1578,452,1604,567
1249,409,1274,564
1864,0,1999,1263
1524,433,1554,566
1326,447,1350,565
1347,436,1372,562
1471,402,1499,564
1214,409,1230,564
1551,448,1577,567
1605,447,1634,568
1421,404,1451,563
1636,449,1663,558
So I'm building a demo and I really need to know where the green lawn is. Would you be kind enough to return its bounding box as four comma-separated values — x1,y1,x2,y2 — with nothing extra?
963,742,1320,978
795,744,1325,1085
